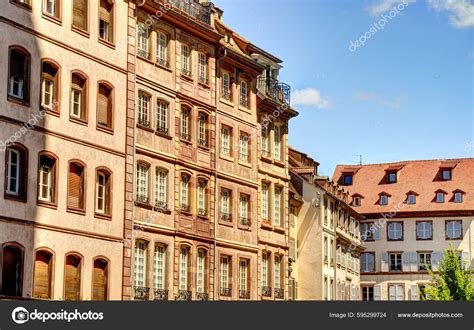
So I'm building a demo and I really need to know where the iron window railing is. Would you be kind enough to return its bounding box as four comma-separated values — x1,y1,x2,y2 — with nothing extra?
177,290,192,301
196,292,209,301
134,286,150,300
153,289,169,301
165,0,211,25
220,287,232,297
257,77,291,105
262,286,272,297
274,288,284,299
239,290,250,299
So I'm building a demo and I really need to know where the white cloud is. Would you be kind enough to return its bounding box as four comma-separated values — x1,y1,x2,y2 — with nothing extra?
366,0,416,16
354,91,408,109
292,88,331,109
427,0,474,28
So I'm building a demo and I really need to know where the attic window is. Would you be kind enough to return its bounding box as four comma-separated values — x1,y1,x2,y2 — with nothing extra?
442,169,452,181
387,172,397,183
453,190,465,203
343,174,352,186
435,191,446,203
379,195,388,206
352,196,361,207
407,194,416,205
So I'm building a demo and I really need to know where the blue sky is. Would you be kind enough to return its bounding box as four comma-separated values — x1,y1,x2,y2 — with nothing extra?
214,0,474,176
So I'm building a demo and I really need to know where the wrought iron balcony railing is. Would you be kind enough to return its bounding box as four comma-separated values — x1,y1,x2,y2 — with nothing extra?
196,292,209,301
155,200,169,212
221,213,232,222
240,217,251,227
274,288,284,299
240,95,249,108
134,286,150,300
153,288,169,301
198,208,207,217
180,203,190,212
165,0,211,25
156,57,169,68
180,132,191,141
138,118,150,128
257,77,291,105
198,138,208,148
181,68,192,78
262,286,272,297
220,287,232,297
136,194,149,204
137,49,150,60
177,290,192,301
198,75,209,85
221,90,231,101
239,290,250,299
156,125,169,135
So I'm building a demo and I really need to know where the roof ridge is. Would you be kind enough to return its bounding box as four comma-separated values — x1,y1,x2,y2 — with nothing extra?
335,157,474,168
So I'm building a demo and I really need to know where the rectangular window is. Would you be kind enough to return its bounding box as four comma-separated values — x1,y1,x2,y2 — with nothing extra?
197,250,205,293
343,174,352,185
362,286,374,301
388,284,404,301
6,149,20,195
380,195,388,205
134,241,147,288
389,253,402,272
273,187,282,227
180,175,189,210
181,44,191,76
273,125,282,161
9,49,29,101
416,221,432,240
418,252,431,271
221,72,231,100
221,189,231,219
99,0,113,43
38,158,53,202
239,259,248,296
155,170,167,207
198,53,207,84
137,92,150,127
72,0,88,31
221,127,231,156
274,255,282,290
454,192,463,203
197,114,207,147
197,180,206,216
261,124,270,156
220,256,230,293
239,194,249,225
137,22,150,59
136,164,149,203
408,194,416,204
156,101,168,134
446,220,462,239
95,172,107,213
239,133,249,161
179,247,188,290
387,172,397,183
156,31,168,66
261,252,269,287
387,222,403,241
240,80,249,107
70,73,86,121
180,108,190,140
436,192,445,203
261,183,269,221
442,169,452,181
361,252,375,272
153,245,165,290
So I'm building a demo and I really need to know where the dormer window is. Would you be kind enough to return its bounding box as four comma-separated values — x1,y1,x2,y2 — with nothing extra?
435,190,447,203
380,195,388,205
453,190,465,203
408,194,416,205
343,174,352,186
387,172,397,183
353,196,361,207
442,169,452,181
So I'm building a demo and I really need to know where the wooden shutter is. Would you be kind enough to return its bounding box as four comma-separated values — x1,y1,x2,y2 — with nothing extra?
97,84,110,127
1,246,22,296
33,251,52,299
68,163,84,209
92,259,108,300
381,252,389,272
73,0,87,30
410,284,419,301
402,252,410,272
64,255,81,300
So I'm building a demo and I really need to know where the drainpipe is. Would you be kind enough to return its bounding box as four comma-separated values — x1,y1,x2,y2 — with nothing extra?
213,47,228,300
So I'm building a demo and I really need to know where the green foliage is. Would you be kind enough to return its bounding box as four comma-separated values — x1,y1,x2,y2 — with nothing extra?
422,244,473,301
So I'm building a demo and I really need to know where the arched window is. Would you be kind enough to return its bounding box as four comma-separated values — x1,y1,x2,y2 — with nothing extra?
95,168,111,216
155,168,168,210
137,91,151,128
1,243,24,297
92,258,108,300
180,174,190,212
99,0,114,43
5,144,28,200
197,179,208,217
33,250,53,299
97,82,113,129
180,44,191,77
156,100,169,135
133,240,149,300
178,245,191,300
180,106,191,141
8,46,30,103
197,113,208,147
156,31,168,67
70,72,87,122
153,244,167,300
37,152,58,204
67,161,86,211
64,254,82,300
41,60,60,112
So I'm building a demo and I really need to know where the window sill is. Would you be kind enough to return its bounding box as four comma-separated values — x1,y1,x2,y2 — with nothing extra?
180,138,193,145
197,214,209,221
137,124,154,132
261,220,272,229
273,159,285,167
71,25,90,38
69,116,88,127
238,160,252,168
219,154,234,163
97,124,114,135
4,193,27,203
42,106,60,117
220,98,234,107
179,210,193,216
387,239,404,242
155,130,172,140
274,226,285,234
66,207,86,216
95,213,112,221
98,38,115,49
445,237,462,241
238,105,252,114
10,1,32,11
42,13,62,26
155,61,172,72
134,201,153,210
260,155,272,163
180,73,194,82
137,54,153,63
219,219,234,227
155,207,172,214
198,81,211,89
7,95,29,107
37,200,57,210
197,144,210,152
237,223,251,231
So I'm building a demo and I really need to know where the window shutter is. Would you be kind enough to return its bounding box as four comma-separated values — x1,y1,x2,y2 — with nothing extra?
373,284,381,301
381,252,388,272
431,252,441,271
402,252,410,272
33,251,52,299
410,284,419,301
410,252,418,272
64,256,81,300
97,85,110,126
92,259,108,300
73,0,87,30
100,0,112,23
68,164,83,209
396,285,404,301
373,225,381,240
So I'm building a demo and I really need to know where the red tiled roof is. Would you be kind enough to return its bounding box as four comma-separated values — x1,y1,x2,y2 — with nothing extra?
332,158,474,214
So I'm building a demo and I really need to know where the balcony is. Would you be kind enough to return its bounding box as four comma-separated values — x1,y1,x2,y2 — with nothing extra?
156,125,169,136
165,0,211,25
221,213,232,222
155,200,169,212
262,286,272,297
239,290,250,299
136,194,149,205
240,217,251,227
257,77,291,105
274,288,284,299
134,286,150,301
177,290,192,301
180,203,190,213
198,208,208,217
196,292,209,301
220,287,232,297
153,288,169,301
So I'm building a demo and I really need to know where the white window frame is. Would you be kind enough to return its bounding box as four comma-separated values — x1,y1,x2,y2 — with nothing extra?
38,160,52,202
137,91,150,125
156,31,167,65
155,169,167,205
197,250,206,293
261,252,269,287
153,245,166,290
95,172,107,213
387,222,403,240
221,127,231,156
181,44,190,75
220,256,229,290
389,284,404,301
261,124,269,156
134,241,147,287
239,194,249,220
360,252,374,272
273,125,281,161
41,78,54,109
239,259,248,292
181,108,190,137
180,175,189,207
240,80,248,107
137,22,149,58
198,180,206,213
416,221,432,240
179,247,189,290
71,88,82,118
136,164,149,200
274,186,282,227
43,0,56,16
261,183,269,220
198,52,207,83
221,189,230,215
156,100,168,131
239,134,249,161
6,149,20,195
446,221,462,239
222,71,231,98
